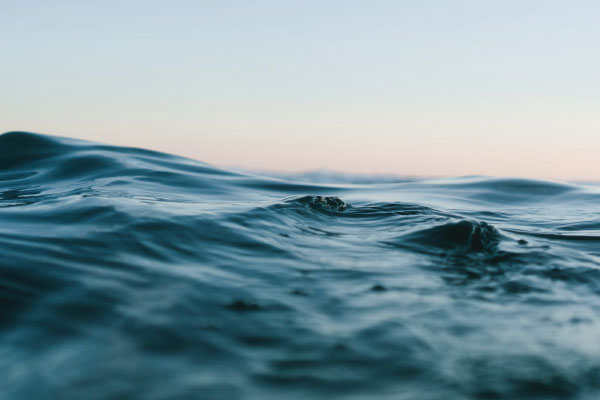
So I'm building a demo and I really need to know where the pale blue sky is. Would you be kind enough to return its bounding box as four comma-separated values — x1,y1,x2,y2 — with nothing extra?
2,1,599,179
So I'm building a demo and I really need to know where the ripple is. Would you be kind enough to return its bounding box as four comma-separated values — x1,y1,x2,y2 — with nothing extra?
1,131,600,399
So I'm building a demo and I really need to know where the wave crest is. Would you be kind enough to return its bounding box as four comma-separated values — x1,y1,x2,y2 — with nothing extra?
397,220,501,253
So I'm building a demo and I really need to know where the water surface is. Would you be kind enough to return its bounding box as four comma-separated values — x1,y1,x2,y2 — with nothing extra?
1,131,600,399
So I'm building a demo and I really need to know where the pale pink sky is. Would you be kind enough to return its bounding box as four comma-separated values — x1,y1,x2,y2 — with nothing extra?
2,1,599,181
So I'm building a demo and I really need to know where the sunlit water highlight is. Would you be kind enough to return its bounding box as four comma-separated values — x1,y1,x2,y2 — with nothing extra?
1,132,600,399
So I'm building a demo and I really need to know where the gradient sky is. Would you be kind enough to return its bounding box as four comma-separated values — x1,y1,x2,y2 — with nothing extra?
2,1,599,180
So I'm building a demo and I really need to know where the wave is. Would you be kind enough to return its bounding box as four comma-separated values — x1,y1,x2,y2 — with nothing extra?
397,219,501,252
1,131,600,399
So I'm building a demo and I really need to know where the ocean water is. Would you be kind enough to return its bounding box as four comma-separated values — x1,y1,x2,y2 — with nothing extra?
1,131,600,400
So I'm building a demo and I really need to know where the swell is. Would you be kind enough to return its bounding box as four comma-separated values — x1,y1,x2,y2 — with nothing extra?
0,132,344,203
2,131,600,400
0,131,236,181
2,131,597,205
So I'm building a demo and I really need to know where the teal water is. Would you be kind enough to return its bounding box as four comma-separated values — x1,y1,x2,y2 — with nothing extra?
1,132,600,399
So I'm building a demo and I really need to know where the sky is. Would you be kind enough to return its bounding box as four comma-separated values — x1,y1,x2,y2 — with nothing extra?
1,0,599,180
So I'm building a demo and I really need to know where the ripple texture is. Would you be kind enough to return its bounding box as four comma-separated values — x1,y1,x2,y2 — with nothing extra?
1,132,600,400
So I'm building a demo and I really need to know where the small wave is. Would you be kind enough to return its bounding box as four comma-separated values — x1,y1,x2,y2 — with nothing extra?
426,176,577,195
505,228,600,242
287,195,349,212
414,176,583,206
2,132,600,400
393,219,501,253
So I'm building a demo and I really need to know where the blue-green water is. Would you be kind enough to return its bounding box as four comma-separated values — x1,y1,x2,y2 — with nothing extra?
1,131,600,399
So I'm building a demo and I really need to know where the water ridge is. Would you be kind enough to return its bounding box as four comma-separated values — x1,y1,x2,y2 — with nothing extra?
1,132,600,400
